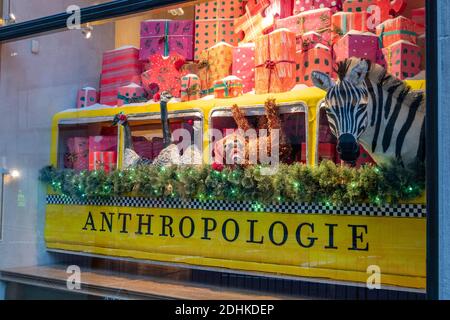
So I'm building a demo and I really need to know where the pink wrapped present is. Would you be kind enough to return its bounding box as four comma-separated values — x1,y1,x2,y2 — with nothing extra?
265,0,294,19
232,43,256,93
76,87,98,109
66,137,89,170
275,8,332,50
333,31,380,63
331,11,370,39
411,7,425,27
117,83,147,106
100,46,143,106
382,40,422,80
89,151,117,172
294,0,342,14
89,136,118,153
139,19,194,61
376,16,418,48
300,31,331,51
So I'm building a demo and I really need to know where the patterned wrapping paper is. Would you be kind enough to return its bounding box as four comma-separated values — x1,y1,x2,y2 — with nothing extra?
300,31,331,51
376,16,418,48
194,0,246,60
343,0,406,27
66,137,89,170
141,52,187,98
294,0,342,15
331,11,370,40
232,43,256,93
117,83,147,106
411,7,425,27
89,136,118,153
275,8,332,50
100,46,143,106
265,0,294,19
76,87,97,109
88,151,117,173
139,20,194,61
234,0,274,43
333,31,379,63
198,42,234,96
181,74,201,102
417,34,426,70
296,43,332,86
382,40,422,80
213,76,244,98
254,29,297,94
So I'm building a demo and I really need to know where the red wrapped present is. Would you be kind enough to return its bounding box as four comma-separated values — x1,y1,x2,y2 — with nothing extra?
76,87,98,109
294,0,341,15
100,46,143,106
343,0,406,29
265,0,294,19
333,31,380,63
213,76,244,99
296,43,332,86
89,136,118,153
275,8,332,50
89,151,117,172
255,29,297,94
300,31,330,51
376,16,417,48
66,137,89,170
382,40,422,80
133,137,154,160
234,0,274,43
331,11,370,40
141,52,187,98
180,74,201,102
117,83,147,106
411,7,425,27
232,43,256,93
139,20,194,61
194,0,246,59
318,143,337,162
417,34,426,70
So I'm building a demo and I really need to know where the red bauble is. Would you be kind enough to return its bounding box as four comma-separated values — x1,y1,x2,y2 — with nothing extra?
153,93,161,102
174,58,186,71
187,119,194,126
212,162,224,172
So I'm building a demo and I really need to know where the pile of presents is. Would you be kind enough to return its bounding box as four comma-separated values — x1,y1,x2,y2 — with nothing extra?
75,0,426,109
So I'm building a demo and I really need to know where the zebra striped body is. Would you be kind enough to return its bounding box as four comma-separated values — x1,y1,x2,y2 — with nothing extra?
313,58,425,166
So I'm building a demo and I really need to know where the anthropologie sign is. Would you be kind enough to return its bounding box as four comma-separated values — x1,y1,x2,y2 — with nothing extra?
45,200,426,289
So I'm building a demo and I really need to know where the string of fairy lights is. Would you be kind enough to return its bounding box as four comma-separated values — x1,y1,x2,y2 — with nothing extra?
39,161,425,207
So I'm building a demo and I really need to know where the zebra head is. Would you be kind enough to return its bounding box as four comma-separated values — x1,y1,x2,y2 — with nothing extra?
312,60,370,164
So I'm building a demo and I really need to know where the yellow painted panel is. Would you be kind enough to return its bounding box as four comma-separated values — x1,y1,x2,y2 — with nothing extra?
45,204,426,289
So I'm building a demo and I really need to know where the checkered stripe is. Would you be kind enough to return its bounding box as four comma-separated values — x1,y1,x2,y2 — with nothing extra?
46,195,427,218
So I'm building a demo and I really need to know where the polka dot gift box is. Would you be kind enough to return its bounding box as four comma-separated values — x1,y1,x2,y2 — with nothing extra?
194,0,246,60
296,43,332,86
232,43,255,93
294,0,342,15
333,30,380,63
76,87,98,109
117,83,147,106
382,40,422,80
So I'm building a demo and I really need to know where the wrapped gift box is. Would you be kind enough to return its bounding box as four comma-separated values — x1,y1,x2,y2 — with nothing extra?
89,151,117,172
417,34,426,70
411,7,425,27
234,0,274,43
333,31,379,63
139,20,194,61
194,0,246,59
331,11,370,40
89,135,118,153
213,76,244,98
117,83,147,106
296,43,332,86
275,8,332,50
181,74,201,102
66,137,89,170
255,29,297,94
198,42,234,96
265,0,294,19
294,0,342,14
141,52,187,98
376,16,418,48
76,87,98,109
300,31,330,51
100,46,143,106
382,40,422,80
232,43,255,93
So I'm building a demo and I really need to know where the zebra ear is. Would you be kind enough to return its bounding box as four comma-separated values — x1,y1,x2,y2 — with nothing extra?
312,71,335,91
345,60,369,86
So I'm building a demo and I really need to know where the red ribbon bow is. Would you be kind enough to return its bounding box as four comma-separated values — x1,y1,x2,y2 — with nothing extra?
264,60,276,70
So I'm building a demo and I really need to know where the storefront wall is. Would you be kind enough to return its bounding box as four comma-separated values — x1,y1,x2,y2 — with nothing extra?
0,0,114,299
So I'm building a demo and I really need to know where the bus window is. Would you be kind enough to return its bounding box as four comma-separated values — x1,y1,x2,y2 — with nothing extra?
210,105,307,164
58,120,118,171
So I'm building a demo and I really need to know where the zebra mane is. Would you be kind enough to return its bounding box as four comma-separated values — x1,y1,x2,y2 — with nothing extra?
338,58,425,112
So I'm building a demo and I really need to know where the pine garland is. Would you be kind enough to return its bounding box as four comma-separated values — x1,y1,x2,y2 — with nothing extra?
39,161,425,206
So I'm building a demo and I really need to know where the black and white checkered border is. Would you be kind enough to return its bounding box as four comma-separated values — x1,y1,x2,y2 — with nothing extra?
46,195,426,218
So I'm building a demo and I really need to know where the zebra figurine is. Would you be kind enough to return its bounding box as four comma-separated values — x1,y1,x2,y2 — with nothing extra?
311,58,425,166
